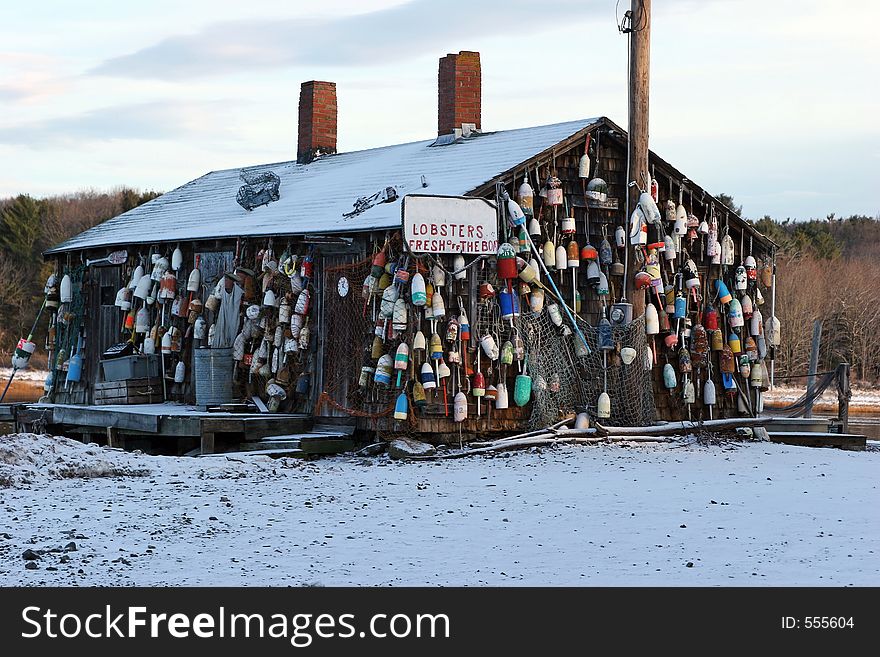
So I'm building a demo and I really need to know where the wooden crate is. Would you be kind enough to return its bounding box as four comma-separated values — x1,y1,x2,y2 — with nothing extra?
94,377,163,405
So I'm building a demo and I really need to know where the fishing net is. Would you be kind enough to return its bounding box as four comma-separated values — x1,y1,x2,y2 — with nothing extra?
520,311,655,429
319,239,655,439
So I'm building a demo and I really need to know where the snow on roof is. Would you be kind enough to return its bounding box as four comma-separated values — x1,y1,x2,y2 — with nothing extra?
47,118,599,254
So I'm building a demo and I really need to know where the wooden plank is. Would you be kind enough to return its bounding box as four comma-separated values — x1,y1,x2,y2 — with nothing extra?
50,405,159,433
768,432,866,451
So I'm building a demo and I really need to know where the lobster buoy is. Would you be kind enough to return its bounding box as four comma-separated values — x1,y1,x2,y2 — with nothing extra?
420,362,437,389
374,354,393,386
546,303,563,327
615,225,626,248
761,260,773,288
735,265,747,291
453,254,467,280
745,255,757,280
715,280,732,304
543,238,556,268
567,240,580,268
766,315,781,347
674,294,686,320
472,371,485,397
663,235,677,261
597,391,611,419
528,218,542,240
371,249,386,278
127,274,150,305
751,360,764,387
545,176,563,206
413,381,427,408
704,304,719,331
507,198,526,227
143,336,156,354
480,334,499,360
728,298,744,327
171,246,183,272
66,350,83,384
704,378,717,406
741,294,753,319
513,372,532,407
629,208,648,246
679,347,692,373
174,361,186,384
518,177,534,216
561,215,576,235
59,274,73,304
597,270,609,296
638,192,662,224
598,313,614,351
135,307,150,333
413,330,427,353
392,298,408,332
128,265,144,290
663,363,677,389
186,265,201,293
454,391,468,422
586,178,608,202
620,346,637,365
530,288,545,313
495,382,509,409
395,342,409,371
432,263,446,289
584,260,608,287
150,256,169,282
496,243,517,280
262,288,276,308
598,238,612,266
721,234,735,266
11,338,36,370
500,340,514,366
555,245,568,271
683,379,695,404
410,272,427,306
394,392,409,420
728,331,742,354
430,333,443,360
431,289,446,319
459,310,471,342
645,304,659,335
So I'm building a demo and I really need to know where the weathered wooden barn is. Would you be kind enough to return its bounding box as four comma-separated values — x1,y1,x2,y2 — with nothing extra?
20,51,777,454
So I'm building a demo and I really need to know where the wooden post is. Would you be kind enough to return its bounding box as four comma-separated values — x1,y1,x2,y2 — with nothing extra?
804,319,823,418
837,362,850,433
626,0,651,319
201,431,215,455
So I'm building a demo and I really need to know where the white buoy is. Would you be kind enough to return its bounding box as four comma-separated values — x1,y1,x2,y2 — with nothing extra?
128,265,144,290
174,361,186,383
171,247,183,271
60,274,73,303
454,391,468,422
597,391,611,418
495,383,509,409
133,273,152,300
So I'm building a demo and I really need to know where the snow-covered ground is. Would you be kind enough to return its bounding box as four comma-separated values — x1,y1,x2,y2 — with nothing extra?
1,433,878,586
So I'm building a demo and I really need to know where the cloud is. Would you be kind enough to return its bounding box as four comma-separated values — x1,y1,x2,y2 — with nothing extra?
91,0,617,80
0,100,245,148
0,51,70,104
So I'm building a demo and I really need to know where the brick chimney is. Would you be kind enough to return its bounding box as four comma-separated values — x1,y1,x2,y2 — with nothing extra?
297,81,337,163
437,51,481,136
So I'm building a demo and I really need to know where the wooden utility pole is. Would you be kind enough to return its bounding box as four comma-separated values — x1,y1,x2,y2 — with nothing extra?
626,0,651,318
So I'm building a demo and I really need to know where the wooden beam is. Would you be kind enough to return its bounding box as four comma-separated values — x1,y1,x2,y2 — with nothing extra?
626,0,651,320
201,431,215,455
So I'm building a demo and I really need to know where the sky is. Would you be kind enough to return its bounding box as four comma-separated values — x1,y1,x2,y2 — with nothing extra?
0,0,877,220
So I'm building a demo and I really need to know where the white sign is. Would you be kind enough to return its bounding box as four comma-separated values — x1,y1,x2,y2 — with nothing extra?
402,195,498,254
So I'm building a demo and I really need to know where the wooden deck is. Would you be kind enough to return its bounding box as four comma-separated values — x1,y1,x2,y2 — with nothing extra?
12,402,356,456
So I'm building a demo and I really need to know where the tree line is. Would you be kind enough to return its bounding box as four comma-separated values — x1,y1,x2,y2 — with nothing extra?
751,211,880,383
0,189,160,361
